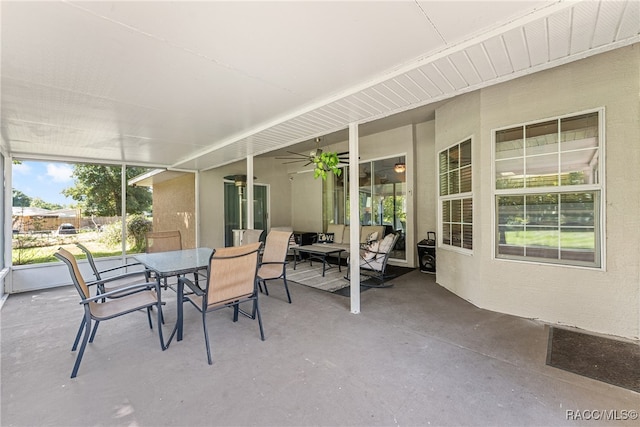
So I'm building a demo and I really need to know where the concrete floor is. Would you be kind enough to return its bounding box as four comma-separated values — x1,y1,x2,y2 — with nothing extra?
1,270,638,426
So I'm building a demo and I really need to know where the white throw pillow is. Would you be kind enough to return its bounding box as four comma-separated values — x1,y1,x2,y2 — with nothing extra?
363,241,380,261
378,233,396,256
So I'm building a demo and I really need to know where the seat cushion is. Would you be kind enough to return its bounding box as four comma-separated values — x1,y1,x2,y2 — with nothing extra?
363,241,380,261
360,225,385,243
378,233,396,256
326,224,345,244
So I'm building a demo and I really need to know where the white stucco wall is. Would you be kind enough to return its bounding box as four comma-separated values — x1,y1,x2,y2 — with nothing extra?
291,170,323,232
435,44,640,339
152,174,196,248
199,157,293,249
414,120,437,245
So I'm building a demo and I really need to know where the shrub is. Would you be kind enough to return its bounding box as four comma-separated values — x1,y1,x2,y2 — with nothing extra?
98,215,152,252
127,215,152,251
99,220,125,248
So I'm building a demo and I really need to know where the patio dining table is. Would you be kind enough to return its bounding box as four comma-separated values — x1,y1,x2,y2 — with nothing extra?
133,247,213,348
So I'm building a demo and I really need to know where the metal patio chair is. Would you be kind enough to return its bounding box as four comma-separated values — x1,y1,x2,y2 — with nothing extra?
54,247,165,378
257,230,293,303
346,233,399,287
176,242,264,365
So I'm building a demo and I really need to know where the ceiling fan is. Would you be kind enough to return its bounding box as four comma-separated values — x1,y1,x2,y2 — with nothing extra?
276,137,350,166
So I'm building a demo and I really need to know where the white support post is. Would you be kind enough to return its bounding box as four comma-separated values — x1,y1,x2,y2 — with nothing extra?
246,155,254,230
349,123,360,314
121,164,127,258
3,155,14,293
194,170,200,248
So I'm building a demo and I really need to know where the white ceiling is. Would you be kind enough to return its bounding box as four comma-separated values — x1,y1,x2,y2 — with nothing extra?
1,1,638,171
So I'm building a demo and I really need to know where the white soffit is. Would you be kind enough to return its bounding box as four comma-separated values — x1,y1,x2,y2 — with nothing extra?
1,1,638,171
174,0,640,170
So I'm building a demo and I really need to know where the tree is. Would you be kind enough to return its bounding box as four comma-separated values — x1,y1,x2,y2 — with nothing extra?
30,197,64,210
12,189,31,207
62,165,152,216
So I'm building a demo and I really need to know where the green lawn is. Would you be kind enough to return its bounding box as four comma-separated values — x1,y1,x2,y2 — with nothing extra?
12,231,135,265
504,230,595,249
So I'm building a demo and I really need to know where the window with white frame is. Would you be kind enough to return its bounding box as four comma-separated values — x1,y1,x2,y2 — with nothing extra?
494,110,602,267
439,138,472,250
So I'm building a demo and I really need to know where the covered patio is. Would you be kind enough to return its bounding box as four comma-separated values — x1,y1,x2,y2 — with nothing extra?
2,271,636,426
1,2,639,424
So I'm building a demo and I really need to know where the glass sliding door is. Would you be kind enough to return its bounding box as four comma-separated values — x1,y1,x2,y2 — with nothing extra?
369,158,406,259
224,182,268,247
325,155,407,261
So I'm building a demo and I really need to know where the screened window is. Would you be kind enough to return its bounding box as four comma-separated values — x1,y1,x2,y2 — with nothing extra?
439,139,472,250
11,160,153,265
494,111,602,267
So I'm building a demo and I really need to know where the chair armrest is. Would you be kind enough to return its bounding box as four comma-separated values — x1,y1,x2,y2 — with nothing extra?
259,261,288,267
97,262,144,275
80,282,158,304
178,276,204,296
91,270,150,287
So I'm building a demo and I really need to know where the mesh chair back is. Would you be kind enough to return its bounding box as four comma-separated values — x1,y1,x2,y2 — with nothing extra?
262,230,292,264
75,243,100,279
146,230,182,253
206,242,261,307
242,229,264,245
55,248,91,299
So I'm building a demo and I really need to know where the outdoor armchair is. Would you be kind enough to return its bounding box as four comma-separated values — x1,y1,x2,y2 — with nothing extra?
176,242,264,365
257,230,293,303
346,233,399,287
54,247,165,378
76,243,147,297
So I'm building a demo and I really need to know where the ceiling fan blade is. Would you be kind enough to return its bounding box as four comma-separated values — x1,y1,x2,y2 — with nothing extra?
279,159,307,164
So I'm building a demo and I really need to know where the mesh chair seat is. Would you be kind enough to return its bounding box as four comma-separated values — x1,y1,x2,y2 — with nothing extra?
88,291,158,320
257,263,285,280
185,291,254,311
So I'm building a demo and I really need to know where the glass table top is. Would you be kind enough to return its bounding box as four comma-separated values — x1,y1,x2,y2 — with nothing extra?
133,248,213,276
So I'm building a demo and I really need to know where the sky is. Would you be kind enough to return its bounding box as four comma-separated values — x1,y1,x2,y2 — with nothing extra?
12,160,76,207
